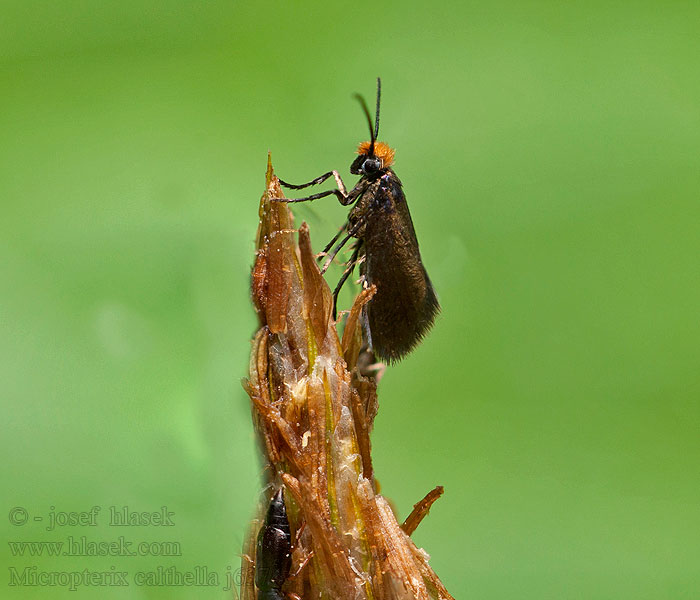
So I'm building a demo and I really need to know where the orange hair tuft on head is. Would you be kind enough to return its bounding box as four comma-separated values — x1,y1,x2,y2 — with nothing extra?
356,141,395,168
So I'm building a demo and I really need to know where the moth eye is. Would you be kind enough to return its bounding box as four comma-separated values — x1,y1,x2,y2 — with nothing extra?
363,158,381,174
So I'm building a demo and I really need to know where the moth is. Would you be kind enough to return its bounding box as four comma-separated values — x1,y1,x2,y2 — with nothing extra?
278,78,439,362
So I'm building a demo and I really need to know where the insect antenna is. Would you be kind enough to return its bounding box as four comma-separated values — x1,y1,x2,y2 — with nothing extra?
353,93,375,154
373,76,381,142
353,77,381,155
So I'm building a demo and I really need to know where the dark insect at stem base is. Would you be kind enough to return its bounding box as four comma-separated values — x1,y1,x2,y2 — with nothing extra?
255,488,292,600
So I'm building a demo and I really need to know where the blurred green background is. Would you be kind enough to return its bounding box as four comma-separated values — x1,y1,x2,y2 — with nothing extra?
2,1,699,598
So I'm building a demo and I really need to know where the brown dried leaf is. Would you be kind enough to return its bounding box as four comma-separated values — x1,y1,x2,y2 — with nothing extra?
401,486,445,536
299,221,333,352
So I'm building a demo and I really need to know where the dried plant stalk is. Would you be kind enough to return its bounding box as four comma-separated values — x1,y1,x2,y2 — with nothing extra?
241,157,453,600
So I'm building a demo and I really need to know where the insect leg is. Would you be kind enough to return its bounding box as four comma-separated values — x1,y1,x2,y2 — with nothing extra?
274,188,348,204
320,221,362,274
279,170,348,196
331,241,363,319
319,224,348,257
275,178,368,207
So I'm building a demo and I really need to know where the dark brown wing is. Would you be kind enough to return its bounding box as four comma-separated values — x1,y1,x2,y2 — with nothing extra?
360,171,439,362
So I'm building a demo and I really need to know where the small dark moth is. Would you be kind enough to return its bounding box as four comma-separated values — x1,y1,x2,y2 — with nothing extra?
255,488,292,600
277,78,439,363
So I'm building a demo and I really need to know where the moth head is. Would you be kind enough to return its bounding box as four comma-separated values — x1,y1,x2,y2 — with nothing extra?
351,78,392,177
350,141,395,175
